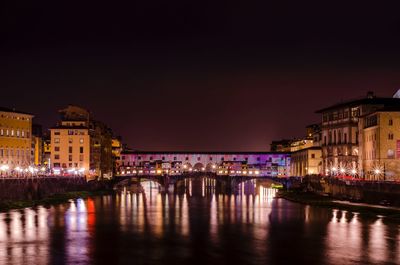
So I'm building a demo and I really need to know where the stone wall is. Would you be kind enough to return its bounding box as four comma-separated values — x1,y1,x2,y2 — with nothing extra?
0,177,109,201
304,176,400,206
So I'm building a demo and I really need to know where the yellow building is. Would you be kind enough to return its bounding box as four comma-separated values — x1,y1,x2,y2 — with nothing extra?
0,107,34,169
361,108,400,180
290,147,322,176
50,105,113,178
50,123,91,173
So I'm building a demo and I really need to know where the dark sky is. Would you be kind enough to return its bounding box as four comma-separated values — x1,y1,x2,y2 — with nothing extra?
1,1,400,151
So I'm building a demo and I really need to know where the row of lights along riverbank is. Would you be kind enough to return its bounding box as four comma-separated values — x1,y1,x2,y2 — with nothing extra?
0,164,86,177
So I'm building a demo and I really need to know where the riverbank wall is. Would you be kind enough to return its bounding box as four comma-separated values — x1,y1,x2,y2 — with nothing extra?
0,177,111,201
303,176,400,206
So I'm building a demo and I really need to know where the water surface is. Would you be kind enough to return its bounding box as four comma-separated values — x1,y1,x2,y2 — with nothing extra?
0,178,399,265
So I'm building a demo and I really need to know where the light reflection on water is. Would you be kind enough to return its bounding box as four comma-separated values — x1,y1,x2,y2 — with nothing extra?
0,177,398,265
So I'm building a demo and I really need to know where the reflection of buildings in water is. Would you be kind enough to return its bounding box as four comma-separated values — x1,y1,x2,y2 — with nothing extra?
325,209,398,264
65,199,90,264
0,207,51,265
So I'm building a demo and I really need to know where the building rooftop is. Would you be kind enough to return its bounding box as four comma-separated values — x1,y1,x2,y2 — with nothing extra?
315,94,400,113
121,151,290,155
0,107,33,116
50,125,89,129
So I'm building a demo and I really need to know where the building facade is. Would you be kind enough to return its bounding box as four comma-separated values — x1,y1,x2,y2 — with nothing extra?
50,105,113,178
0,107,33,169
316,91,400,177
290,147,322,176
361,108,400,180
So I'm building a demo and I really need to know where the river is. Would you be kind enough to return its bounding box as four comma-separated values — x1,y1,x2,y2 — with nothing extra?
0,177,399,265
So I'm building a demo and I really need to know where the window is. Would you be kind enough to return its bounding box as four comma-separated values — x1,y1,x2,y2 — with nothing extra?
68,138,73,144
162,156,165,160
185,157,189,161
389,119,393,126
257,157,260,161
79,138,84,144
80,147,83,153
54,138,60,143
209,157,213,161
16,130,20,137
21,131,24,137
54,131,60,135
69,155,72,161
69,146,73,153
55,146,60,152
174,156,177,161
197,157,200,161
311,154,315,159
0,129,2,136
389,133,394,140
54,155,60,160
68,130,74,135
79,154,84,161
149,156,153,160
344,133,347,144
233,157,236,161
388,149,395,159
11,130,14,136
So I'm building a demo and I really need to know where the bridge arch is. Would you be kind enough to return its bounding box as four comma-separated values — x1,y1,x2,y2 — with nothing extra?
193,163,205,171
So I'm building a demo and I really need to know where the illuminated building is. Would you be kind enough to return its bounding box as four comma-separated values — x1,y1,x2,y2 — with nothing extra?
0,107,34,169
112,136,123,172
316,91,400,176
32,124,44,166
50,105,113,178
290,147,322,176
361,107,400,180
43,133,51,168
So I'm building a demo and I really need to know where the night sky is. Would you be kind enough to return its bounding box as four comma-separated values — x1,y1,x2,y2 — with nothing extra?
1,1,400,151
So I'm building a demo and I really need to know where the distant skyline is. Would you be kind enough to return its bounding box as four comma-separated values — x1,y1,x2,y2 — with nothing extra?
1,1,400,151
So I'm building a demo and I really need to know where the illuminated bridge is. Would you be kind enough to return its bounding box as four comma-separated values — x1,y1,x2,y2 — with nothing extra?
118,151,290,177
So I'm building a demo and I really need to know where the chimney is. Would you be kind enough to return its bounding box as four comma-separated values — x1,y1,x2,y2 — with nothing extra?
367,91,375,99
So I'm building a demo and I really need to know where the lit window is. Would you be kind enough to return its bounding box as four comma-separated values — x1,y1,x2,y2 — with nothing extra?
79,138,84,144
54,138,60,143
388,149,395,159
